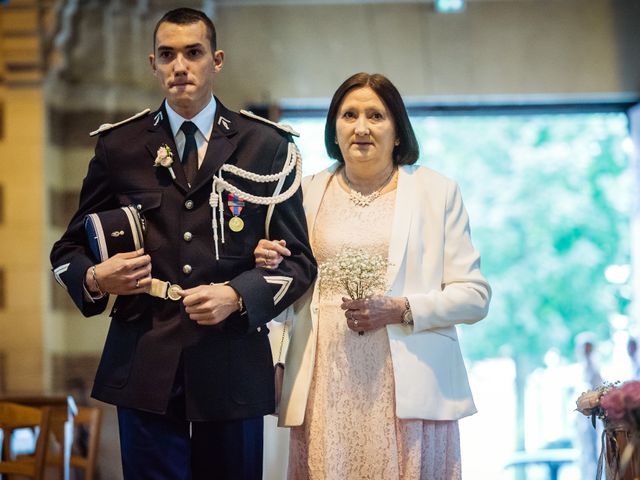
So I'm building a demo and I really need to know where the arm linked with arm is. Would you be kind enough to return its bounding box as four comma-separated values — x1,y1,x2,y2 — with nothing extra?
228,137,317,330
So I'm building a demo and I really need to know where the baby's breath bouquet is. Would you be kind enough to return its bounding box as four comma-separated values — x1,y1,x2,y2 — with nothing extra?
319,247,389,299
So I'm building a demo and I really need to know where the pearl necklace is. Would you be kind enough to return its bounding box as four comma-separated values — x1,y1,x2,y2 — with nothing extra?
342,166,397,207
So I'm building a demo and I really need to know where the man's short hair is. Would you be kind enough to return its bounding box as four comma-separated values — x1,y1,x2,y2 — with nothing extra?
153,8,217,52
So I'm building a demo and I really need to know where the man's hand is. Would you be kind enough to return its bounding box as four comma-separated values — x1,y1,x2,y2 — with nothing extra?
181,284,240,326
85,249,152,295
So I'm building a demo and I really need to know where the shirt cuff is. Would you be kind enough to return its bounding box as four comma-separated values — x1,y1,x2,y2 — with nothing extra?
83,282,106,303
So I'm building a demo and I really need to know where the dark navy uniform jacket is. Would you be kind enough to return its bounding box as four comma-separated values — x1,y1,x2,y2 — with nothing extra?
50,99,317,421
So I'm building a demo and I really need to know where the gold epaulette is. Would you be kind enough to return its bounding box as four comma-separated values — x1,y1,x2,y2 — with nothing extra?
240,109,300,137
89,108,151,137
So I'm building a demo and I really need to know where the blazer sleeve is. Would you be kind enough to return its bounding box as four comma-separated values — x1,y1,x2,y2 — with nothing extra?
409,180,491,332
50,138,118,316
228,137,317,330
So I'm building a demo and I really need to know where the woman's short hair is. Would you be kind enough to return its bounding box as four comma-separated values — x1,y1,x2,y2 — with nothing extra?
324,72,419,165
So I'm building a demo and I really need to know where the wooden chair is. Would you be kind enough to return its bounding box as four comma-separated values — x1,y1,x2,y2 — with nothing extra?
45,405,102,480
0,401,52,480
69,406,102,480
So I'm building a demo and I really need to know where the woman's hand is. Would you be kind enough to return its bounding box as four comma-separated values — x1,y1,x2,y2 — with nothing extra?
253,239,291,269
341,295,405,334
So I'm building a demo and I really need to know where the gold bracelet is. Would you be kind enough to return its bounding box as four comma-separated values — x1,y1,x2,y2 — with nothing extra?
90,266,105,296
237,294,244,313
213,282,244,313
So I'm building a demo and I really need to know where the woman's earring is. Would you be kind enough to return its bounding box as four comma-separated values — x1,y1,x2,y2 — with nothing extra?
394,139,400,146
335,138,338,144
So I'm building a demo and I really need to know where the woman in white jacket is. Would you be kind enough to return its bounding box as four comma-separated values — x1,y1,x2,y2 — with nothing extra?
256,72,491,480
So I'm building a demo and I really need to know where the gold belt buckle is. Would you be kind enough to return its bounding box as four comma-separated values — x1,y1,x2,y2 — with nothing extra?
167,283,182,301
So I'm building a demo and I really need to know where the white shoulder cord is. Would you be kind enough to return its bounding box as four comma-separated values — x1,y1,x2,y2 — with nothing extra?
208,142,303,259
265,169,288,241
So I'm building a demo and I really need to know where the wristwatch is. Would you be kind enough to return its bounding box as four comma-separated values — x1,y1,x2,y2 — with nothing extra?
401,297,413,326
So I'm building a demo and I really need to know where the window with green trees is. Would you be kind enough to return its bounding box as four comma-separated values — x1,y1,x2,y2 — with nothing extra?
287,112,631,361
418,114,631,359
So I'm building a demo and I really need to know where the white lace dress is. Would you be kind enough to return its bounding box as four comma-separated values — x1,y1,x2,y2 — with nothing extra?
288,176,462,480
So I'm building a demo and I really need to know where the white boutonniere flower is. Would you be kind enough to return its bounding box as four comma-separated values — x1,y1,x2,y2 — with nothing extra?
154,144,176,179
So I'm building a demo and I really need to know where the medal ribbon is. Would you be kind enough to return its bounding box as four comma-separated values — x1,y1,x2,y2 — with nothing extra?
227,193,245,216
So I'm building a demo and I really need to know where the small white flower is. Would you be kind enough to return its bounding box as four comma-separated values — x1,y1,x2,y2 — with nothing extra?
154,144,176,179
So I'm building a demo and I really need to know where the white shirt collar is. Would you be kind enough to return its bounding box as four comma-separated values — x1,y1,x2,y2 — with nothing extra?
164,95,216,141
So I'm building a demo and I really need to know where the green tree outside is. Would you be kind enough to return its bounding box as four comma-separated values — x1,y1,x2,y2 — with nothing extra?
414,114,631,361
413,113,632,456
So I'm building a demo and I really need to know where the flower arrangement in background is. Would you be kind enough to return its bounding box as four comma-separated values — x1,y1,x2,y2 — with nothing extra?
578,380,640,428
576,380,640,480
319,247,389,300
600,381,640,429
576,381,619,427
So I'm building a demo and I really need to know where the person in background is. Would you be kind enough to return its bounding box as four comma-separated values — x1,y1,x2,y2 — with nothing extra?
627,337,640,379
50,8,316,480
255,72,491,479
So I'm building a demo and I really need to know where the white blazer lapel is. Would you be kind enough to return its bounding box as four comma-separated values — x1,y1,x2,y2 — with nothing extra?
386,166,414,291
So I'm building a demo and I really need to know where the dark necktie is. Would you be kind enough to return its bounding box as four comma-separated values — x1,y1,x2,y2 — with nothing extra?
180,121,198,186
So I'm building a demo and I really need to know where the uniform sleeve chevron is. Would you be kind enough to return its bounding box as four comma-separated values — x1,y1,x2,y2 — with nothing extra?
263,275,293,305
53,263,70,290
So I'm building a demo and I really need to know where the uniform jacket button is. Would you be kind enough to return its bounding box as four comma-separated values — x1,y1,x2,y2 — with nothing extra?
183,232,193,242
183,264,192,274
185,200,194,210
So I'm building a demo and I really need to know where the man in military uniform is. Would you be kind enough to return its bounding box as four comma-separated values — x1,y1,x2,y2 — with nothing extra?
50,8,316,480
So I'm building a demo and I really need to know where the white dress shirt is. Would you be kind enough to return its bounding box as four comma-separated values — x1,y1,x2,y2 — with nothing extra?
165,95,216,168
